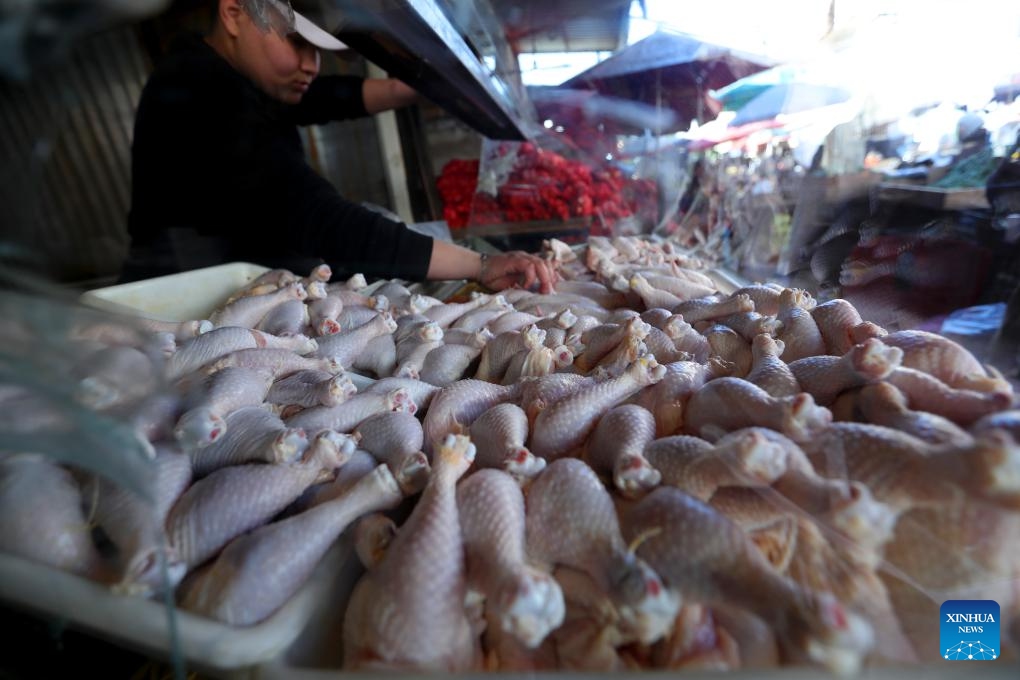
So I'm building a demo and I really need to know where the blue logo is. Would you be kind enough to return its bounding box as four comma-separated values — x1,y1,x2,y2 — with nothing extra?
940,600,999,660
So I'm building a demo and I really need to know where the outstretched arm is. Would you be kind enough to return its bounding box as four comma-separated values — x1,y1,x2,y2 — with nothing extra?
361,78,419,114
426,240,558,293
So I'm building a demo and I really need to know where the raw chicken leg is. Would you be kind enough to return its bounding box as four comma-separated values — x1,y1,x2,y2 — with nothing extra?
775,289,826,362
419,343,482,387
167,327,316,379
673,294,753,323
354,411,424,467
313,313,397,368
343,435,479,671
643,429,790,501
286,388,414,434
684,377,832,442
858,382,973,445
351,333,397,378
586,404,660,498
189,406,308,476
704,324,752,377
788,338,903,406
469,403,546,480
880,329,1013,394
255,298,308,337
207,347,341,380
167,455,330,568
746,334,800,398
621,487,873,674
457,469,565,647
0,455,103,577
886,367,1013,426
264,369,356,409
210,282,306,328
422,380,521,454
84,447,192,594
363,377,440,412
174,367,275,449
810,299,864,356
805,423,1020,510
181,464,404,625
526,458,678,645
531,358,666,460
630,359,723,436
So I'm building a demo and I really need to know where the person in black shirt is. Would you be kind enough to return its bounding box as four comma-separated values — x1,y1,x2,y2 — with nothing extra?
123,0,557,293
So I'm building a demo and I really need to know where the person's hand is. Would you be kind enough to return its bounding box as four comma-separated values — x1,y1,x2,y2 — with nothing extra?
478,251,559,294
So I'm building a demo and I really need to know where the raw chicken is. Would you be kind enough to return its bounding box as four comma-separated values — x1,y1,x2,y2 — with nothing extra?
643,429,790,501
775,289,826,362
353,513,398,570
138,318,212,343
189,406,308,476
425,294,494,328
971,410,1020,440
730,284,785,316
621,487,873,674
880,329,1012,394
207,347,341,380
858,382,973,445
788,338,903,406
422,380,521,454
486,311,546,336
335,305,381,333
255,298,308,337
704,324,752,377
586,404,660,498
286,388,414,434
574,319,650,373
264,369,356,409
476,326,546,383
167,327,316,379
684,377,832,443
210,282,306,328
343,435,479,671
746,334,800,398
181,464,404,625
313,313,397,368
810,299,864,355
714,311,779,343
225,268,297,304
469,403,546,480
354,411,424,468
804,423,1020,511
630,274,684,310
530,357,666,460
351,333,396,378
630,359,724,436
85,446,193,595
662,315,712,362
363,377,440,412
73,345,159,411
673,294,753,324
175,367,276,449
0,455,103,577
167,453,330,568
526,458,678,645
457,469,565,647
308,295,344,336
419,343,482,387
887,367,1013,426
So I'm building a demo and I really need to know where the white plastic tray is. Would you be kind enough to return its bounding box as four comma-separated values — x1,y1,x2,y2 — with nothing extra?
0,538,354,676
79,262,271,322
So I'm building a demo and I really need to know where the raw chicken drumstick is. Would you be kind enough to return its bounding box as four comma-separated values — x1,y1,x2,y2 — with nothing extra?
621,486,873,674
180,464,406,625
469,403,546,481
457,469,565,648
585,404,660,498
788,337,903,406
526,458,679,646
343,435,479,671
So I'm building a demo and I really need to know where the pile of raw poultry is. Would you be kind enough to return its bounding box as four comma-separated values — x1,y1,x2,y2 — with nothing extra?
1,235,1018,673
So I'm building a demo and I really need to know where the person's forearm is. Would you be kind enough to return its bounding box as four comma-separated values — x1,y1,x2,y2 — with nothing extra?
361,78,418,115
426,239,483,281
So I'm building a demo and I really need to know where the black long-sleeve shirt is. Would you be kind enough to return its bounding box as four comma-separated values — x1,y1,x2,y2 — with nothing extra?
122,34,433,282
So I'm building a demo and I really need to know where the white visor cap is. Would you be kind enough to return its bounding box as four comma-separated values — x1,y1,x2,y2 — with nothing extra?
267,0,347,51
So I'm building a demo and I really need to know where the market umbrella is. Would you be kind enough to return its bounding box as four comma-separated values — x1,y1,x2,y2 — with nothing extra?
563,31,773,132
729,82,853,127
710,63,815,111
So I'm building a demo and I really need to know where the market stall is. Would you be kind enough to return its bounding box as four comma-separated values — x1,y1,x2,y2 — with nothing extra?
1,0,1020,678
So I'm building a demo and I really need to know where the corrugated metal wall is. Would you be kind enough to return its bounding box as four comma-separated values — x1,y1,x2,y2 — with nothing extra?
0,27,149,285
0,25,398,286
